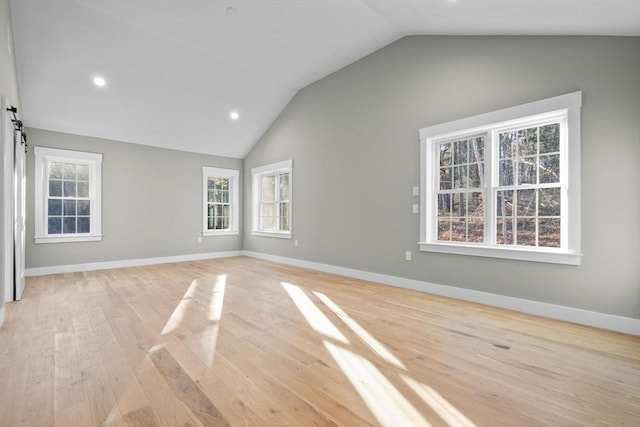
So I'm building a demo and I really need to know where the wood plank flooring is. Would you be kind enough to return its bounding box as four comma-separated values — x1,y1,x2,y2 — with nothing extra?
0,256,638,426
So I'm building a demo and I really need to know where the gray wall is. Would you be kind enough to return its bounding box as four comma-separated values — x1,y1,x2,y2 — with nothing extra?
244,36,640,320
0,0,21,315
26,128,243,268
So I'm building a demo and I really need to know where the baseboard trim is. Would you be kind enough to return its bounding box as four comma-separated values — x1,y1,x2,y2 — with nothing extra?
242,250,640,336
25,251,244,277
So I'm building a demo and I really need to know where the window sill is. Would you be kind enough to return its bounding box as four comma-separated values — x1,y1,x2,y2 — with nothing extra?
418,242,582,265
34,234,103,244
252,230,292,239
202,230,239,237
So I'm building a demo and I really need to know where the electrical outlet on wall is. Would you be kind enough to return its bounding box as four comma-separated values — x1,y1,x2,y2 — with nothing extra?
412,204,419,214
405,251,412,261
412,186,419,196
197,236,202,243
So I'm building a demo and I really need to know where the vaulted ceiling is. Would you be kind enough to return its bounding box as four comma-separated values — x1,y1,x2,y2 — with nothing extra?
10,0,640,158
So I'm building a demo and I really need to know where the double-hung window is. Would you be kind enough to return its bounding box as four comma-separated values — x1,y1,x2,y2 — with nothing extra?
419,92,581,265
34,147,102,243
251,160,292,238
202,167,239,236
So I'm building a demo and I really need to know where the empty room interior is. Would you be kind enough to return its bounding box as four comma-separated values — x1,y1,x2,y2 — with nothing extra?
1,0,639,426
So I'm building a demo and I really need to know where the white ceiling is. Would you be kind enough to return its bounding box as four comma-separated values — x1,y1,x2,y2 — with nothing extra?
10,0,640,158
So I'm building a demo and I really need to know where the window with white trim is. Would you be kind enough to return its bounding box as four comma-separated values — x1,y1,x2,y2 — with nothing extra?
202,166,239,236
419,92,581,265
34,147,102,243
251,160,292,238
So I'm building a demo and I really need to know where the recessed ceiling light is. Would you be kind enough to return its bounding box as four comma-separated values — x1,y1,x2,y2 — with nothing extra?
93,76,106,87
225,6,238,15
230,111,240,120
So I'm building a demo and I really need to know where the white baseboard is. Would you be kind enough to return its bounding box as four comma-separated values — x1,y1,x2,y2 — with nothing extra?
0,305,5,328
243,251,640,336
25,251,244,277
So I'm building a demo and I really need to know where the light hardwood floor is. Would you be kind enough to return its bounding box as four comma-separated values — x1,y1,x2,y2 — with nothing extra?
0,256,638,426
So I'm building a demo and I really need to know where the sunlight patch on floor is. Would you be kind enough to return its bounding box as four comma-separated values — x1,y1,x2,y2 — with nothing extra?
324,341,431,427
281,282,348,344
161,279,200,335
315,291,407,370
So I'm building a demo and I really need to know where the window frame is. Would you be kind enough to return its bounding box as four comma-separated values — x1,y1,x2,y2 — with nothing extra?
419,92,582,265
34,146,103,244
202,166,239,236
251,159,293,239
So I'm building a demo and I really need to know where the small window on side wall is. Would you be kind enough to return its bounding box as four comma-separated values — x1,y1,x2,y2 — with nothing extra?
34,147,103,243
251,160,292,238
203,167,239,236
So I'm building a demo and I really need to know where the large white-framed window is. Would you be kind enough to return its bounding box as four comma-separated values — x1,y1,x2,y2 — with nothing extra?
419,92,581,265
202,166,239,236
251,160,292,238
34,147,102,244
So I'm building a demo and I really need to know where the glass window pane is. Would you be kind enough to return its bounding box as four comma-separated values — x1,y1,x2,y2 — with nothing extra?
517,157,537,185
279,173,289,201
77,165,90,181
467,218,484,243
499,160,513,186
77,200,91,216
538,188,561,216
77,217,90,233
439,168,452,190
518,127,538,157
208,178,216,190
77,181,89,198
453,165,467,189
437,194,451,217
208,216,214,230
208,189,215,203
48,199,62,215
539,154,560,184
538,218,561,247
437,219,451,241
260,203,274,218
63,181,76,198
49,162,63,179
516,189,536,217
454,139,468,164
467,192,483,217
516,219,536,246
468,163,481,188
439,143,452,166
496,190,513,217
499,132,515,159
49,180,62,197
279,203,290,231
261,176,275,202
451,219,466,242
260,216,274,231
540,123,560,154
452,193,464,217
62,163,76,180
63,217,76,234
63,200,77,216
469,136,484,162
48,217,62,234
496,218,513,245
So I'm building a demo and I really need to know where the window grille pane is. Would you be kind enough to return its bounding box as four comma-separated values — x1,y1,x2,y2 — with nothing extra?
451,219,466,242
538,218,561,247
468,219,484,242
279,173,289,201
48,217,62,234
48,199,62,215
439,143,452,166
63,181,76,198
437,219,451,241
539,154,560,183
467,192,483,217
468,163,481,188
50,162,63,179
539,123,560,154
499,160,514,186
454,139,468,164
261,176,275,202
437,194,451,217
496,218,514,244
538,188,561,216
63,217,76,234
453,165,467,189
279,203,290,231
518,128,538,157
439,168,452,190
63,200,77,216
49,180,62,197
452,193,464,217
496,190,514,217
77,165,90,181
77,217,90,233
517,157,537,185
63,163,76,180
516,219,537,246
469,137,484,162
516,189,536,217
499,132,515,159
77,182,89,198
